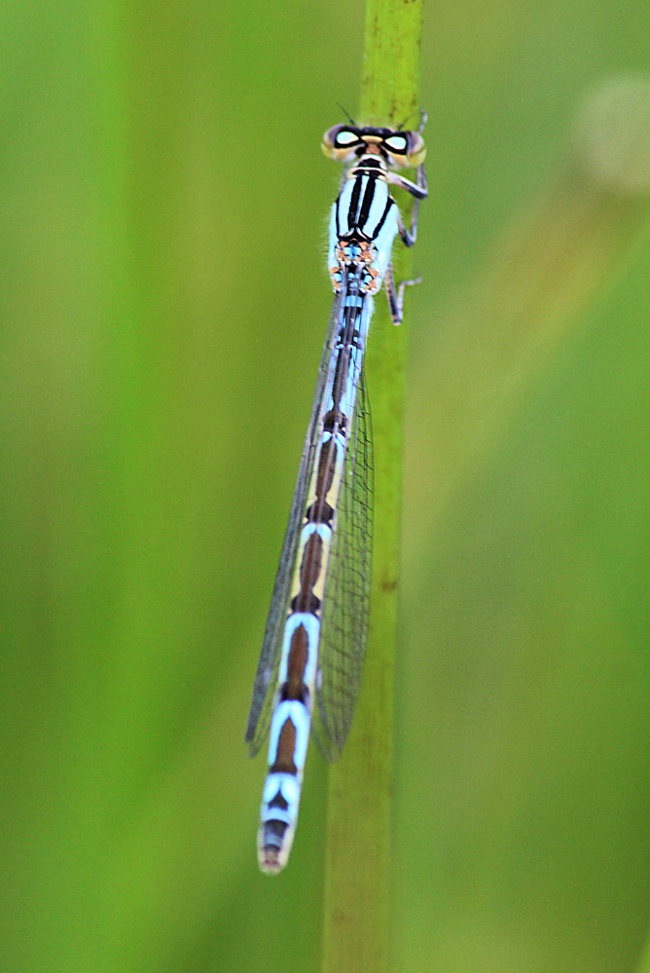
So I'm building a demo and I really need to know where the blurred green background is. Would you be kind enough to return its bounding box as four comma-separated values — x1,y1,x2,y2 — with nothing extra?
2,1,650,971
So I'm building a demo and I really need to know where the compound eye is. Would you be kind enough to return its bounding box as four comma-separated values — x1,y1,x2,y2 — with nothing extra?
334,128,360,149
384,133,408,155
405,132,426,166
322,125,362,159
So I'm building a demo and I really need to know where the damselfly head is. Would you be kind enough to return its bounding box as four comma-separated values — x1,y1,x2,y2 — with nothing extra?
322,124,426,169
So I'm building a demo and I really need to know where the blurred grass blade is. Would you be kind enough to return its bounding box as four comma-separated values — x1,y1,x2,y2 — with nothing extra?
407,76,650,539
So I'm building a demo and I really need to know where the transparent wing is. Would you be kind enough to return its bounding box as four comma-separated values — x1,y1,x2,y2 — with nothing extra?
245,290,345,756
312,365,373,761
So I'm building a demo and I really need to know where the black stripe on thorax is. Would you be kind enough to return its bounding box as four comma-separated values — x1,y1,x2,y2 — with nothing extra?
343,172,395,240
357,176,375,231
347,176,363,229
369,196,394,241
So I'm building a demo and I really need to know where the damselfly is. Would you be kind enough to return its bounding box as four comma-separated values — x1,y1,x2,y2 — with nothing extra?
246,117,427,874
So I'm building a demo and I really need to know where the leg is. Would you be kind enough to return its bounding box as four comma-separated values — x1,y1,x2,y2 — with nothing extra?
390,162,428,246
383,262,422,326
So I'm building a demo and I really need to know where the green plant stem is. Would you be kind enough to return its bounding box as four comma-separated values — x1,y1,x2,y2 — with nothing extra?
321,2,424,971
